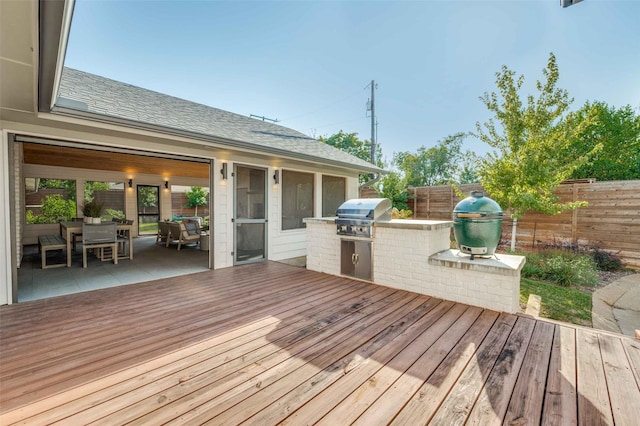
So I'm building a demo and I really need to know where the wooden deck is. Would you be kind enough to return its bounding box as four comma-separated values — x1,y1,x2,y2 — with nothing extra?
1,262,639,425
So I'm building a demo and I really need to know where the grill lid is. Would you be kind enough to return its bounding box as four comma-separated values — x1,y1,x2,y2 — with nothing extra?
453,191,503,219
336,198,392,222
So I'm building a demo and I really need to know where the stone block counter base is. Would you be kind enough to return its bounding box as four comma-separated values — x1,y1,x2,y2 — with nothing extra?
305,218,525,313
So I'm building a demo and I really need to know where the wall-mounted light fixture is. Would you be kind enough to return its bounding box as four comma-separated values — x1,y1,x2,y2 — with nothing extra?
128,179,133,188
164,180,169,189
220,163,228,180
273,169,280,184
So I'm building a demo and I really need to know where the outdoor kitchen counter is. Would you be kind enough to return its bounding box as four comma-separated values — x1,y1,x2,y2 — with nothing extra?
374,219,452,230
303,217,453,230
305,217,524,313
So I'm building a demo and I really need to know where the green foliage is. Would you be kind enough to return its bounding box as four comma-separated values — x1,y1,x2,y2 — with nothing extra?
82,200,104,217
391,207,413,219
84,181,110,202
475,53,600,220
319,130,383,165
520,278,592,326
536,239,626,272
26,194,76,224
566,101,640,181
376,171,410,210
521,250,598,287
185,186,209,216
105,209,125,221
591,247,624,271
26,210,48,224
393,133,473,187
458,151,481,184
38,179,77,201
138,186,158,210
319,131,384,183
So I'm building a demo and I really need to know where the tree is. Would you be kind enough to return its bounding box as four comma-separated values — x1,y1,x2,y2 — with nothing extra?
138,186,158,214
318,131,383,183
38,178,76,201
185,186,209,216
475,53,600,249
393,133,469,187
566,101,640,181
83,181,109,203
459,151,481,184
376,171,411,211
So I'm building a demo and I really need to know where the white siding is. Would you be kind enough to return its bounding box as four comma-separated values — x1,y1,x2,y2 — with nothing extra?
1,132,12,304
0,121,364,302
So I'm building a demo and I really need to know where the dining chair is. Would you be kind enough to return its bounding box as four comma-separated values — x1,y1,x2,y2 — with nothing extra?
82,222,118,268
117,219,134,258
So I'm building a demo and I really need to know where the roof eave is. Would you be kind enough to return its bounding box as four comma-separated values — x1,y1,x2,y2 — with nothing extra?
49,105,385,175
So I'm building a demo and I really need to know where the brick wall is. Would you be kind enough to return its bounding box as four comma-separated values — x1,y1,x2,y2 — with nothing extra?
307,220,523,313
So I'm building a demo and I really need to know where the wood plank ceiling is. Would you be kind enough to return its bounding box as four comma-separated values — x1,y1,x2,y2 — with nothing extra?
22,143,210,179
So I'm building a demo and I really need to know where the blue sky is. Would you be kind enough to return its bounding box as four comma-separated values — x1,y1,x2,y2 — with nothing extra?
65,0,640,164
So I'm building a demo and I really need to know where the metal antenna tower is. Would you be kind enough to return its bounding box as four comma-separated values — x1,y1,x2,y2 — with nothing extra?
366,80,377,165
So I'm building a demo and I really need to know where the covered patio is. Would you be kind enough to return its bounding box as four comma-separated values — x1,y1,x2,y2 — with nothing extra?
2,262,638,424
18,236,208,302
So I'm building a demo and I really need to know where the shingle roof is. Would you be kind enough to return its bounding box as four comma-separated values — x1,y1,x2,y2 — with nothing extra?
56,68,382,173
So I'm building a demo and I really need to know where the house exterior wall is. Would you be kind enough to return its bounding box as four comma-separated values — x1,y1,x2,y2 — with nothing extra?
0,118,362,303
1,132,11,304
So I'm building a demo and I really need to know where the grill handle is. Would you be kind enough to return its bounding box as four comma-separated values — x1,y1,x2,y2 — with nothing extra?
456,213,483,218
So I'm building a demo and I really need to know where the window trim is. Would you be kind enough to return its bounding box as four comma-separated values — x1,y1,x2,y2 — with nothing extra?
281,169,315,231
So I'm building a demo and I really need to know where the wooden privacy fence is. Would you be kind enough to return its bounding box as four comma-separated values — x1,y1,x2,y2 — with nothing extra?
361,180,640,268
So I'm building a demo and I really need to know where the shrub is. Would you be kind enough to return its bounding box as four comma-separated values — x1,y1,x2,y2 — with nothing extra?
591,247,623,271
536,239,626,272
104,209,125,221
521,250,598,287
391,208,413,219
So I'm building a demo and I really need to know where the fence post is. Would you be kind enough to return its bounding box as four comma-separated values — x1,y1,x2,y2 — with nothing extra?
571,184,578,241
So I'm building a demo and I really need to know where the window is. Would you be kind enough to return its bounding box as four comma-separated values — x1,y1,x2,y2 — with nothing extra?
84,181,126,221
282,170,314,230
25,178,77,224
322,175,346,217
170,185,210,222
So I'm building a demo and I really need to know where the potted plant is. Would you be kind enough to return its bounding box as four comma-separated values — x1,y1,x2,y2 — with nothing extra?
82,200,104,224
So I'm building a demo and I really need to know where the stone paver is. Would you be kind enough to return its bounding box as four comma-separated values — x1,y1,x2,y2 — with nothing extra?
592,273,640,337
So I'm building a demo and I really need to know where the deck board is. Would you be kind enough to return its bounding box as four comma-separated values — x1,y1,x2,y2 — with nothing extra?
1,262,638,425
503,320,555,425
576,329,614,425
541,325,578,425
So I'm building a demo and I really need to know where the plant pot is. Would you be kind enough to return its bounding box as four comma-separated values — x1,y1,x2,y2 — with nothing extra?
84,217,91,223
91,217,102,224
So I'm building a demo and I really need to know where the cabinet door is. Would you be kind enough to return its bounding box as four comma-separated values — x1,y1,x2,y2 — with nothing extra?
354,241,372,281
341,240,355,277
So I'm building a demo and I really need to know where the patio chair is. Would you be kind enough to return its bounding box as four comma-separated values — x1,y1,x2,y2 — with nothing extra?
182,217,202,234
82,222,118,268
156,221,171,245
166,221,200,251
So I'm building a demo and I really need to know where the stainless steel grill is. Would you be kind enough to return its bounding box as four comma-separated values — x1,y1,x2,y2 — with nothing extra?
336,198,392,238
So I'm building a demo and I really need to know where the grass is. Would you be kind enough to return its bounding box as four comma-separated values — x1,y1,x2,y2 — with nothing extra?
520,278,592,326
138,222,158,235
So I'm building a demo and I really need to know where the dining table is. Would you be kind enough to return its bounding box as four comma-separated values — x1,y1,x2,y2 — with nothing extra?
59,221,134,267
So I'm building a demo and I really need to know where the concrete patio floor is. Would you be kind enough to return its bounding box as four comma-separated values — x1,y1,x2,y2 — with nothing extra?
18,236,209,302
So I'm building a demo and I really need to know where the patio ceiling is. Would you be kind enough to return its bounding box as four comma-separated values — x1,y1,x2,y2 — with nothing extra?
23,142,209,179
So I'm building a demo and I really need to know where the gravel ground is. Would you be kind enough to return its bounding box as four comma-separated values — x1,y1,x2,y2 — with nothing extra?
588,269,637,293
